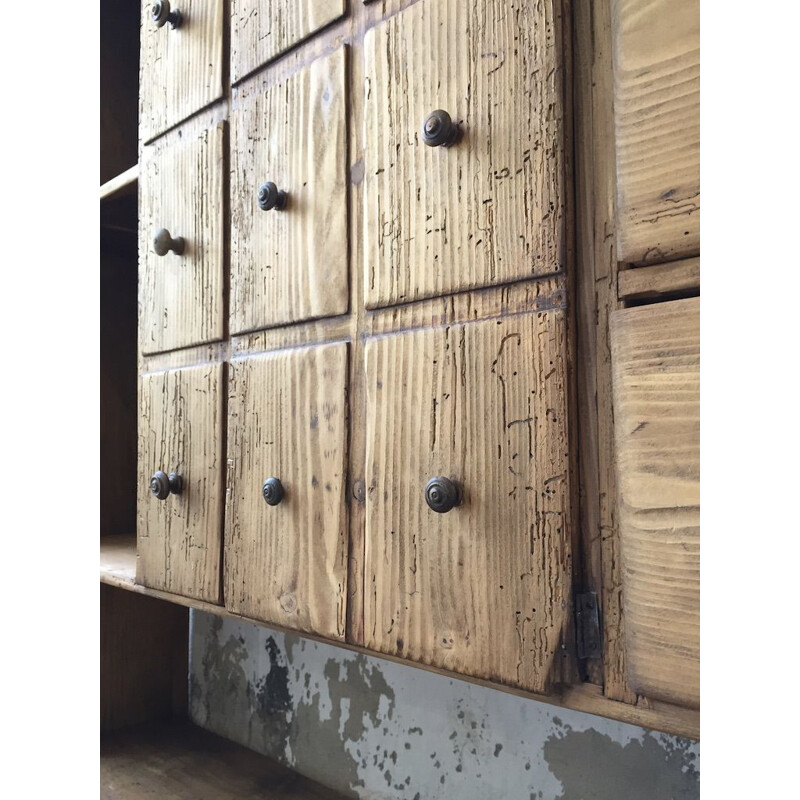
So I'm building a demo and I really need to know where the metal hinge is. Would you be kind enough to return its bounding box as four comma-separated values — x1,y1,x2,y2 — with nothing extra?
575,592,601,660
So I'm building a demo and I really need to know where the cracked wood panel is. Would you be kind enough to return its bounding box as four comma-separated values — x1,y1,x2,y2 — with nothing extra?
363,0,566,309
139,122,225,354
139,0,224,142
225,343,349,639
230,47,348,334
137,363,224,603
612,0,699,265
610,297,699,708
231,0,346,84
364,310,572,693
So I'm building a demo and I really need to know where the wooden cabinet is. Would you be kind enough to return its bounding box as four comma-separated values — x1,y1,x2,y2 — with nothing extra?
136,363,225,603
230,48,349,334
139,122,225,354
224,343,349,638
364,311,572,692
363,0,567,309
231,0,346,84
139,0,224,142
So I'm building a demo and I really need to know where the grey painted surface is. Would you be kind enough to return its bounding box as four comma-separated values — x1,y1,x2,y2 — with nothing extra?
189,611,699,799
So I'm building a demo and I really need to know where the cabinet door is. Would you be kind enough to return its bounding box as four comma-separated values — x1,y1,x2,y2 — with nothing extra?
231,0,346,84
139,123,225,354
363,0,566,308
230,48,348,334
225,342,349,638
364,312,572,692
137,363,224,603
139,0,224,141
611,297,700,708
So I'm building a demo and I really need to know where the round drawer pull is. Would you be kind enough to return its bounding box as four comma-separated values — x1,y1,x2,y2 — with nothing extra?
421,110,461,148
257,181,288,212
150,470,183,500
153,228,185,257
424,476,461,513
152,1,183,30
263,477,285,506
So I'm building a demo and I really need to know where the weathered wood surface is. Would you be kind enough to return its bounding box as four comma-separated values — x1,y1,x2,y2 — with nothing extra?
611,297,700,708
364,311,572,693
612,0,700,264
139,123,225,354
363,0,567,308
139,0,224,142
225,343,349,638
231,0,346,84
101,721,347,799
618,257,700,302
137,363,224,603
230,48,349,333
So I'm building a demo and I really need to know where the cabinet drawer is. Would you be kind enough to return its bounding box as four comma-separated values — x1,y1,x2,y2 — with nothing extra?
139,0,224,141
137,363,224,603
230,48,349,334
611,297,700,708
364,311,572,692
231,0,346,84
363,0,566,309
224,342,349,638
139,122,225,355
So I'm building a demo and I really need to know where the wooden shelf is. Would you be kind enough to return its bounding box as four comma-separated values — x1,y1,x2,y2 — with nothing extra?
100,534,138,588
101,720,345,799
100,165,138,202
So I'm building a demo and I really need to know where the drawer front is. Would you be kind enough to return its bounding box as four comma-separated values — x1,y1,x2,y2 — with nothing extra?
139,0,224,141
230,48,349,334
363,0,566,309
611,297,700,708
231,0,346,84
139,123,225,354
364,311,572,692
137,363,224,603
224,342,349,638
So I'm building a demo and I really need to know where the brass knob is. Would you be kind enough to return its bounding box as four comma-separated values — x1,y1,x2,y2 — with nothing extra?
421,109,461,148
424,476,461,513
152,1,182,30
153,228,185,257
150,470,183,500
257,181,288,211
263,477,284,506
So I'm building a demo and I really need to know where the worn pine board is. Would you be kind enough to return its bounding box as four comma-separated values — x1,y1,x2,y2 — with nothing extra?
363,0,566,308
611,297,700,708
364,311,572,693
139,122,225,354
101,720,346,799
618,257,700,302
612,0,700,264
231,0,346,84
137,363,224,603
139,0,224,142
230,48,349,334
225,343,349,638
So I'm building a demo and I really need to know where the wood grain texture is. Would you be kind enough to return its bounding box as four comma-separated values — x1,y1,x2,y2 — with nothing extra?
101,585,188,732
225,343,349,638
611,297,699,708
364,311,572,693
139,123,225,354
137,363,224,603
101,721,347,799
618,256,700,302
139,0,224,142
363,0,567,308
230,48,349,334
231,0,346,84
612,0,700,264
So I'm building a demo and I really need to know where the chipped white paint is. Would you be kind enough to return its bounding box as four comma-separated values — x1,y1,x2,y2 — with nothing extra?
189,612,699,799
